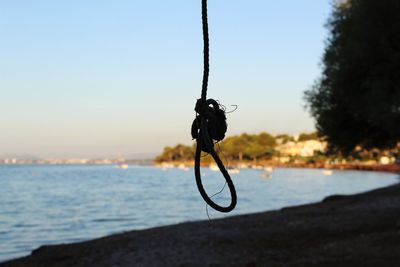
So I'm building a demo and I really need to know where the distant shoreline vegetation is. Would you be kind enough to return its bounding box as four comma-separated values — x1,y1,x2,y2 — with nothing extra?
155,132,400,169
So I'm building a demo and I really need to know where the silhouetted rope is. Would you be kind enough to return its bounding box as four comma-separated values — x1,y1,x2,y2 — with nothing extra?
201,0,209,101
191,0,237,213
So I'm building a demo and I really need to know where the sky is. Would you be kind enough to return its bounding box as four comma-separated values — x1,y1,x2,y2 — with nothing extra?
0,0,331,158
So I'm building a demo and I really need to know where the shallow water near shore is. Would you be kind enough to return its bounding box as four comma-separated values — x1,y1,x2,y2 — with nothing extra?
0,165,399,262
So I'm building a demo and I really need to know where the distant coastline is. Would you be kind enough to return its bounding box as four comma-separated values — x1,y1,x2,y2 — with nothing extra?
0,158,154,166
154,131,400,174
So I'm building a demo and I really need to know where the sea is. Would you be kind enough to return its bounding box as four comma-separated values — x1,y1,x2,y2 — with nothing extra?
0,164,398,262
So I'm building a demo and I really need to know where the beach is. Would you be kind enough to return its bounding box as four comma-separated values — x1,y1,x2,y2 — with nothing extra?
2,181,400,266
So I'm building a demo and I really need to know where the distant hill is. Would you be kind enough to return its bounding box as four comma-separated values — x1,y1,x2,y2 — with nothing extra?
125,152,158,160
0,154,41,160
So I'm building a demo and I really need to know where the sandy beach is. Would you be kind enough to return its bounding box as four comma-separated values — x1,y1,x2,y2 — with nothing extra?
2,180,400,267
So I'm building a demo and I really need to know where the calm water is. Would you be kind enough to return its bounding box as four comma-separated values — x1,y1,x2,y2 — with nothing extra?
0,165,398,261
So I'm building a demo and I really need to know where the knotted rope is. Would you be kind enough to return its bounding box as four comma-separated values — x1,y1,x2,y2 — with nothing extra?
191,0,237,213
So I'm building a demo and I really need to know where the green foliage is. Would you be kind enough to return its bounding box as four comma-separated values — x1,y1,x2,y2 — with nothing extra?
304,0,400,153
275,134,295,144
258,132,276,146
219,133,277,161
155,144,195,162
298,132,319,142
156,132,282,162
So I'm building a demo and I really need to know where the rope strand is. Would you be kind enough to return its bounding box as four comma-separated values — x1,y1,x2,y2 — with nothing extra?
201,0,209,100
192,0,237,213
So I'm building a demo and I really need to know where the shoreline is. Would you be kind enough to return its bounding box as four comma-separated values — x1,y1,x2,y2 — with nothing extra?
156,161,400,174
2,180,400,266
279,163,400,174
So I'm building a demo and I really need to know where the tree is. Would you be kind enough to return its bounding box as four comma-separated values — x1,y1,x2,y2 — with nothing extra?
304,0,400,153
221,135,247,161
258,132,276,147
218,132,277,161
275,134,294,144
245,141,265,162
298,132,319,142
155,144,194,162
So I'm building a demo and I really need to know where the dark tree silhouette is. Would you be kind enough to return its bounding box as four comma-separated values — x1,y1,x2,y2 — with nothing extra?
305,0,400,153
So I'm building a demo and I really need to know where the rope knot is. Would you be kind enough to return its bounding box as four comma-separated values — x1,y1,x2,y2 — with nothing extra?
191,98,227,152
194,98,208,116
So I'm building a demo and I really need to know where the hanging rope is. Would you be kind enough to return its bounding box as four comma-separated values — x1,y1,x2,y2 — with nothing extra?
191,0,237,213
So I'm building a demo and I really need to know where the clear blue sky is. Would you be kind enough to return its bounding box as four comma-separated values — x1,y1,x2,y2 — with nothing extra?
0,0,331,158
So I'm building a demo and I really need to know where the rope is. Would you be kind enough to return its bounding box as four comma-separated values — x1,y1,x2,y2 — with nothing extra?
191,0,237,213
201,0,209,101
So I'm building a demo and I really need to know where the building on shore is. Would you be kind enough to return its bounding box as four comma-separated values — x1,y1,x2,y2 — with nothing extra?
275,140,327,158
